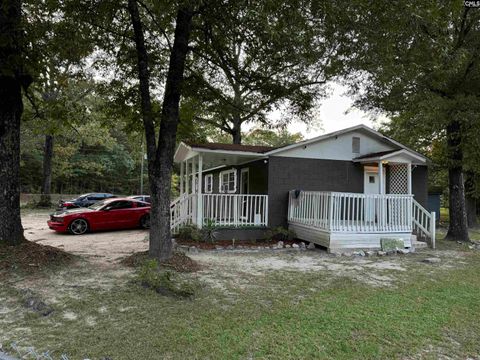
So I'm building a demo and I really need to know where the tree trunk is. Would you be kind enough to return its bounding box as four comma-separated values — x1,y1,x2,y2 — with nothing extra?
128,0,194,261
39,134,54,207
232,125,242,144
150,7,193,261
0,0,27,246
445,120,469,241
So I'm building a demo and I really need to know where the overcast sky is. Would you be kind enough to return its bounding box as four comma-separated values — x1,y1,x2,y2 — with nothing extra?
285,82,381,139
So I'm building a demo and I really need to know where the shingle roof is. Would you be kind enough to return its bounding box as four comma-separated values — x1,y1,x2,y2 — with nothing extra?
187,142,276,154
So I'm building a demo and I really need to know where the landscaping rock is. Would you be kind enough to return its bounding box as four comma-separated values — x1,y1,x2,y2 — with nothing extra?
386,250,397,256
307,242,316,250
292,243,300,249
299,242,306,249
423,257,441,264
397,248,410,255
215,245,224,250
342,252,352,257
377,251,386,256
23,295,53,316
353,250,365,257
189,246,199,254
365,250,376,257
226,245,234,250
276,241,284,249
381,238,405,252
285,244,291,248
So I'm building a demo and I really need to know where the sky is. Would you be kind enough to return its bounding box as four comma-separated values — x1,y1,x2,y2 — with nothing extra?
285,82,381,139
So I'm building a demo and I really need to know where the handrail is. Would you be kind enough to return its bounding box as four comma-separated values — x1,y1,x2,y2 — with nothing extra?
412,199,436,248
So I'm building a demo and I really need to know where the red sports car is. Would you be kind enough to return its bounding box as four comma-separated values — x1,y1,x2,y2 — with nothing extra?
48,198,150,235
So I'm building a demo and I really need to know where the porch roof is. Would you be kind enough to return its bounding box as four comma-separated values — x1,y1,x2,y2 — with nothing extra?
353,149,427,164
174,142,269,169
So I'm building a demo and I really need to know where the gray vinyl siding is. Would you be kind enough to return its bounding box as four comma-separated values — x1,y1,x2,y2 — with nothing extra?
267,156,364,227
412,165,428,208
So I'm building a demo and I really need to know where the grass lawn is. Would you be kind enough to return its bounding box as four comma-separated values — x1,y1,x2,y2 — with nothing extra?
2,237,480,359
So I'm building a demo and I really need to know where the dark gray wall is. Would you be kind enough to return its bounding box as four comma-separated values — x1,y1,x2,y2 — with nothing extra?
412,165,428,208
202,159,268,195
267,156,364,227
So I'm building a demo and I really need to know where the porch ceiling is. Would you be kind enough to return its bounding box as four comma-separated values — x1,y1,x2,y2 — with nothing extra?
174,142,266,170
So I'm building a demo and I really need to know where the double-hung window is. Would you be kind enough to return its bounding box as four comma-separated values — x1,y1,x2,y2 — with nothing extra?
219,169,237,193
204,174,213,193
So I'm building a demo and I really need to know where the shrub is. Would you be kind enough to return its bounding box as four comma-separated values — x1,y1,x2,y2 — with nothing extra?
137,259,195,298
175,224,202,242
265,226,295,242
202,219,218,243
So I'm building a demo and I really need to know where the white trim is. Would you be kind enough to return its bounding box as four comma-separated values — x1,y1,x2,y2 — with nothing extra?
240,168,249,194
204,174,213,194
353,149,426,163
219,168,237,194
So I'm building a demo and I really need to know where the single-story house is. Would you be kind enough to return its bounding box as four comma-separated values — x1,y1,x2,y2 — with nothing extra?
172,124,436,252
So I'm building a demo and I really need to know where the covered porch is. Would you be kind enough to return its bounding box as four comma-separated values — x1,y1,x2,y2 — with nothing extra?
172,142,270,231
287,149,436,250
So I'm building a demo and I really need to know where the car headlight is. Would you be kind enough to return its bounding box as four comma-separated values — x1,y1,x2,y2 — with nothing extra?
50,216,64,223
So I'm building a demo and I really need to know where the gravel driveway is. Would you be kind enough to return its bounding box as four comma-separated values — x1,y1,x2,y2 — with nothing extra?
22,210,148,263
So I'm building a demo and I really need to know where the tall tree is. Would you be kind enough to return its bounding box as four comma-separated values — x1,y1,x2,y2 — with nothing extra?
0,0,31,245
334,1,480,241
127,0,194,260
186,0,335,143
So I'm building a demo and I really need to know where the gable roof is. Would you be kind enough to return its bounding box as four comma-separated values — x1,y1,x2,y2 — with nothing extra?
264,124,428,161
186,142,275,154
353,149,427,163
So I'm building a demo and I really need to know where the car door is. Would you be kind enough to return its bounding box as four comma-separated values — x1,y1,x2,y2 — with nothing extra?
103,200,136,229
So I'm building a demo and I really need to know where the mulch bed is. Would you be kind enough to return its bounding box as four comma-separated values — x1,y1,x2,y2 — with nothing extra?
176,238,300,250
121,251,202,273
0,240,74,273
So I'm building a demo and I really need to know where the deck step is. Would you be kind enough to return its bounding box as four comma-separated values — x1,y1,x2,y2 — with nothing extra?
412,241,428,249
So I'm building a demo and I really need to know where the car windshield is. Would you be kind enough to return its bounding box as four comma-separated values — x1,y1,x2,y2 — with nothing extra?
88,200,108,210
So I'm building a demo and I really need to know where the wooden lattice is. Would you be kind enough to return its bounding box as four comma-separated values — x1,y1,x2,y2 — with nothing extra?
389,164,408,194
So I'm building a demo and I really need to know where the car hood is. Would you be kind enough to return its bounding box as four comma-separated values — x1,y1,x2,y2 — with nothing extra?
53,208,95,216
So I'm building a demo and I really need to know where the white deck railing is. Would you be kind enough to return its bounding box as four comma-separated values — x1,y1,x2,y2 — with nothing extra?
170,193,196,233
288,190,414,233
202,194,268,227
412,199,436,248
170,193,268,232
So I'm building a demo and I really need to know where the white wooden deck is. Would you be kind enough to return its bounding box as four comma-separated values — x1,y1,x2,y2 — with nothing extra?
288,190,435,251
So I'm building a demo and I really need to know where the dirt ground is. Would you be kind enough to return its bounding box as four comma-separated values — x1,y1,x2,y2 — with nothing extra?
22,210,149,263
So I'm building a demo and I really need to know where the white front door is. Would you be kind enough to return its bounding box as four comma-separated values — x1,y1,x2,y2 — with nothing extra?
364,170,385,222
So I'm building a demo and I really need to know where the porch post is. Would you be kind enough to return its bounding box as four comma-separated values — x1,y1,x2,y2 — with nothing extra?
378,161,384,194
191,156,196,194
407,163,412,194
185,159,190,195
196,154,203,228
180,160,184,196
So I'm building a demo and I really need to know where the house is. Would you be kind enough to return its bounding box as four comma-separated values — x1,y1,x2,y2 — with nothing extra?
172,124,436,252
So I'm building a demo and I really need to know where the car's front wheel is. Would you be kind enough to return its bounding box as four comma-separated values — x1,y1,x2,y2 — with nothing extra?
140,215,150,229
69,218,89,235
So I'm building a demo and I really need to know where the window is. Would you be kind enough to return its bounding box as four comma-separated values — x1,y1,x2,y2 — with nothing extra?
369,176,375,184
219,169,237,193
104,200,133,210
352,137,360,153
204,174,213,193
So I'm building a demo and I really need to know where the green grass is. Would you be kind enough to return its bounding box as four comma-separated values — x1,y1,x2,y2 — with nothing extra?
2,250,480,359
